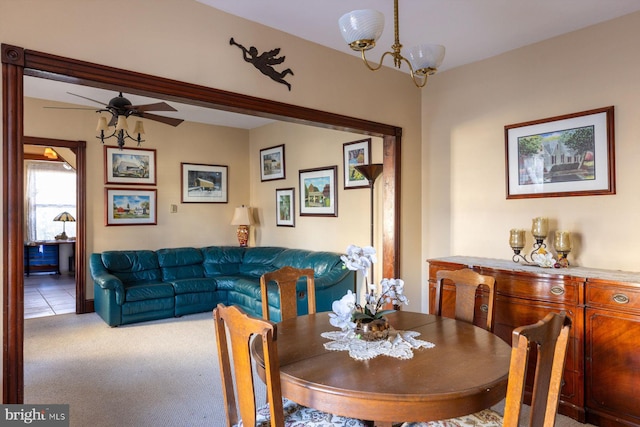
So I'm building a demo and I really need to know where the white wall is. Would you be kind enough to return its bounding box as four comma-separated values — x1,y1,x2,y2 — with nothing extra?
423,12,640,301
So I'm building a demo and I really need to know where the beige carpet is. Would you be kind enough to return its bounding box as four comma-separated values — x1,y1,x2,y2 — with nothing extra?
24,311,594,427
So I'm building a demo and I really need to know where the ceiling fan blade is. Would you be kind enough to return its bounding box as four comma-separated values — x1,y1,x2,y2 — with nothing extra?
44,106,100,110
127,102,178,112
66,92,107,107
108,115,118,127
138,112,184,127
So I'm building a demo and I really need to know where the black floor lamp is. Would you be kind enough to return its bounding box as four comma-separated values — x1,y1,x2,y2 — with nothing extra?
355,164,384,283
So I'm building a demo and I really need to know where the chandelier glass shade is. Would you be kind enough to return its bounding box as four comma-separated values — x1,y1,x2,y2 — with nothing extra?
339,0,445,88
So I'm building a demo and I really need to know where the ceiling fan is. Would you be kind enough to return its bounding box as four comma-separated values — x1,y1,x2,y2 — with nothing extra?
46,91,184,149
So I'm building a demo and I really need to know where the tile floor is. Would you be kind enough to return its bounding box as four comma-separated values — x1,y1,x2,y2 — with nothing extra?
24,273,76,319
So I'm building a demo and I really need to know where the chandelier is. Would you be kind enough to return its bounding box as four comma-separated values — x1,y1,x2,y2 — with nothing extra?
339,0,445,88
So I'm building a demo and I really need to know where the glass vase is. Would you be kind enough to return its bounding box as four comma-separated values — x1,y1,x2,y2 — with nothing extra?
354,317,390,341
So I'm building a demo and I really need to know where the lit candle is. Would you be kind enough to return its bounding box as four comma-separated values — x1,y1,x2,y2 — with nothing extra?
554,231,572,252
531,217,548,239
509,229,526,249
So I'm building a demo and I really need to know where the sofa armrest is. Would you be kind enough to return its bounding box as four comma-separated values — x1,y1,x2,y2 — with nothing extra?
90,253,126,305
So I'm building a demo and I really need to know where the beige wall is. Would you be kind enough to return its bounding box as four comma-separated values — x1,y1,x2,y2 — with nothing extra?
423,12,640,295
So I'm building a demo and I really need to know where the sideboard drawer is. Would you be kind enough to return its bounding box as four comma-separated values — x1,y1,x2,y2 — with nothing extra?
587,280,640,314
485,270,580,305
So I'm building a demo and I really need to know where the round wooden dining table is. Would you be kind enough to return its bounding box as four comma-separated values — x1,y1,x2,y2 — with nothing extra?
251,311,512,427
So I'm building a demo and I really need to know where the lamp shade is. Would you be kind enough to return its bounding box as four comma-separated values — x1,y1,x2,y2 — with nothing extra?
133,120,145,135
43,147,58,159
339,9,385,47
96,116,109,131
53,212,76,222
230,206,253,226
407,44,446,74
115,115,129,131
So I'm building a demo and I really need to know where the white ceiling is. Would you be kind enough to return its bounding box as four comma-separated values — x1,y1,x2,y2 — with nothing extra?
25,1,640,129
196,0,640,73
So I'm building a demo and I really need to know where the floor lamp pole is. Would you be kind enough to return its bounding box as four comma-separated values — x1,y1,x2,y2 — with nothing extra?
355,164,384,285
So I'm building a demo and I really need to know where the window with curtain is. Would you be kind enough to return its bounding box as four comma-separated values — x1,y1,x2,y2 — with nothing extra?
25,160,76,242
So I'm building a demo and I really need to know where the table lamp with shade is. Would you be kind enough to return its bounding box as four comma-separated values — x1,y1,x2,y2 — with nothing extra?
53,211,75,240
230,205,254,247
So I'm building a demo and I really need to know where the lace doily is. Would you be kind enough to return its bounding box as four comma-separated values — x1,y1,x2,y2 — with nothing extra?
321,328,435,360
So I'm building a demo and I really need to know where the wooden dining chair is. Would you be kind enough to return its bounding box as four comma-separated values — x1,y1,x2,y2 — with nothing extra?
260,266,316,322
401,311,572,427
213,303,368,427
435,268,496,331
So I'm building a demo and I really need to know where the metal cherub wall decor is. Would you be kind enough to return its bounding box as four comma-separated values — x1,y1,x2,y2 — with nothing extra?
230,38,294,91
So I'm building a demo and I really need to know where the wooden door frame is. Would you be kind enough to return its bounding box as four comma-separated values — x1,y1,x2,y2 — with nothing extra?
1,43,402,403
22,136,87,314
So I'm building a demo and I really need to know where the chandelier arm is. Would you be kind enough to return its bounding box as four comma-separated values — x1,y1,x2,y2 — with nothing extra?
361,49,387,72
400,56,429,88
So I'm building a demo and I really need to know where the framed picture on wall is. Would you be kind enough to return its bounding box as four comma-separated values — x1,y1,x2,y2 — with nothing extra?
260,144,286,181
105,188,157,226
343,138,371,189
275,187,295,227
505,106,615,199
181,163,228,203
104,146,156,185
299,166,338,217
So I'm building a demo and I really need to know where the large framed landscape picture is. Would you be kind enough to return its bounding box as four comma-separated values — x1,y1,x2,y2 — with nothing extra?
181,163,228,203
299,166,337,217
105,146,156,185
505,106,615,199
105,188,157,226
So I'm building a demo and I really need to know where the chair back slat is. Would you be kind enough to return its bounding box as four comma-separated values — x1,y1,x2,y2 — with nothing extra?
260,266,316,321
502,311,572,427
214,304,285,427
435,268,496,331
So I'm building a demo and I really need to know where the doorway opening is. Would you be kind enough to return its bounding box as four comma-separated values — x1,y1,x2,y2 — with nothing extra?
23,143,78,318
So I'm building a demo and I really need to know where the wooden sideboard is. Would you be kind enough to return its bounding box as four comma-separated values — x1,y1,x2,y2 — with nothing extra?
428,256,640,427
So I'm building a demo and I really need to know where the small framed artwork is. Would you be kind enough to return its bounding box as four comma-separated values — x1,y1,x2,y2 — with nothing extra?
260,144,286,181
505,106,615,199
299,166,338,217
105,188,157,226
181,163,228,203
104,146,156,185
343,138,371,189
275,188,295,227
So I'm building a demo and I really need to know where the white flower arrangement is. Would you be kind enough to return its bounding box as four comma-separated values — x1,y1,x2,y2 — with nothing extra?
329,245,409,331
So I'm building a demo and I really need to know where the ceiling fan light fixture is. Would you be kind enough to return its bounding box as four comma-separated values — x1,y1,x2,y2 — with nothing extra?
115,115,129,131
96,116,109,132
339,0,445,88
133,120,145,136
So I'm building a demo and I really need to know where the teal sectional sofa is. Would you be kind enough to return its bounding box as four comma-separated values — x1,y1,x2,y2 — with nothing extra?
90,246,355,326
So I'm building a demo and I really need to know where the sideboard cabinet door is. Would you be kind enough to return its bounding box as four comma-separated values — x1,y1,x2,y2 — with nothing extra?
586,279,640,427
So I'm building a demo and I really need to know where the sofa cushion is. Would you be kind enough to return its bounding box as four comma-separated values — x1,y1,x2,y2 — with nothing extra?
202,246,245,277
157,247,204,281
231,277,262,299
273,249,342,276
212,275,248,291
125,282,175,302
100,250,162,285
239,247,285,277
169,278,217,294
